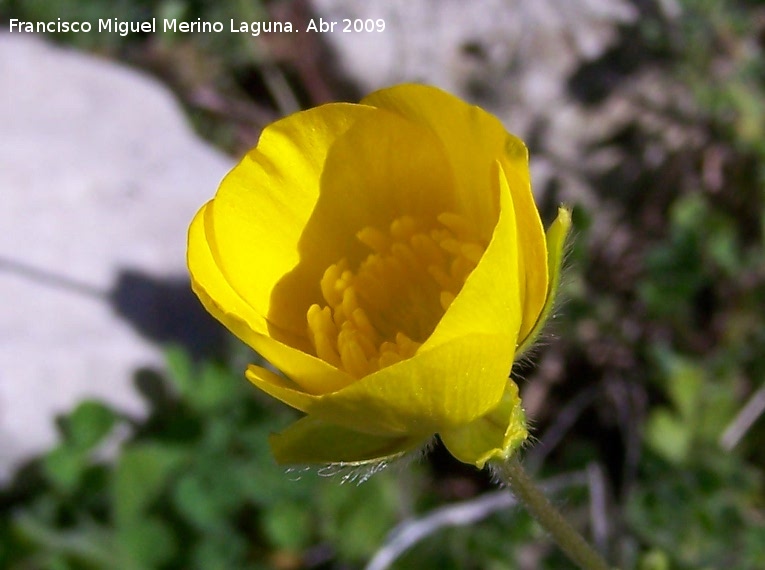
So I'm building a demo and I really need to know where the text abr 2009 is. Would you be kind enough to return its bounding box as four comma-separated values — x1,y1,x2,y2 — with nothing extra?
343,19,385,32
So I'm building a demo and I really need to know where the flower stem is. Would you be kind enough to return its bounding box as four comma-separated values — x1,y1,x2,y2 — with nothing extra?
492,458,612,570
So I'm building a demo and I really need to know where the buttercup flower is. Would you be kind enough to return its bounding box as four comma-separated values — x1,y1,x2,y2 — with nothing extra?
187,84,570,469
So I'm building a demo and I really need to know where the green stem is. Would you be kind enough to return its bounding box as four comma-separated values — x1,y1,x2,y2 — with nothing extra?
492,458,612,570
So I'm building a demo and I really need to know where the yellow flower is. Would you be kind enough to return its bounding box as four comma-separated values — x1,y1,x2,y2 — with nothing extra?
187,84,570,469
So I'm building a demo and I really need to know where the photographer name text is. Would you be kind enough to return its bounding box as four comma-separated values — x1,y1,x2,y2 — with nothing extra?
8,17,386,37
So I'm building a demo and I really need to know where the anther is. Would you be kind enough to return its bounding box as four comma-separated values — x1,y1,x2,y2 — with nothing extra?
306,212,485,378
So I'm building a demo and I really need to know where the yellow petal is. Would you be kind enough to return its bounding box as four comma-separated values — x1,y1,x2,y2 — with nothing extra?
188,201,355,394
364,85,548,344
317,108,458,246
363,84,514,238
188,200,267,337
247,333,512,436
245,162,526,436
209,103,376,339
267,107,458,338
424,161,521,349
516,206,572,356
500,147,549,345
270,416,426,465
439,381,527,468
361,84,538,235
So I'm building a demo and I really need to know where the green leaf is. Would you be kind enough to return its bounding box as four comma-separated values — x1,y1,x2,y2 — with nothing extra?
42,447,86,492
165,346,238,411
262,502,311,550
639,549,671,570
645,409,690,464
193,361,237,411
66,400,117,452
116,517,177,569
112,444,187,527
319,476,400,560
164,345,195,396
664,357,703,422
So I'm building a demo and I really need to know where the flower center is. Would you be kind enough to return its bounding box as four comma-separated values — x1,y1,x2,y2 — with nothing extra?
306,212,487,378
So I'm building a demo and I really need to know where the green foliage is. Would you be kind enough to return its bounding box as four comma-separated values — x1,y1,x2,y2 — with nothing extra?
0,348,411,569
627,452,763,570
1,347,590,569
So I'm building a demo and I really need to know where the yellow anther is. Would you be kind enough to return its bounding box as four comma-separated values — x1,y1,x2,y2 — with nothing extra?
428,264,457,291
438,238,462,255
461,243,485,264
351,307,379,344
339,325,377,360
307,304,337,337
339,335,370,378
377,350,404,369
338,269,354,290
437,212,474,240
320,261,345,307
390,242,422,274
390,216,417,240
341,286,360,319
383,254,408,283
357,226,391,253
451,256,475,283
440,290,456,311
395,332,420,358
410,233,444,266
353,271,389,309
306,212,484,377
306,304,341,367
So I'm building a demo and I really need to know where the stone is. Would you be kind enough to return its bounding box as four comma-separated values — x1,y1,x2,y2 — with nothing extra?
0,32,232,479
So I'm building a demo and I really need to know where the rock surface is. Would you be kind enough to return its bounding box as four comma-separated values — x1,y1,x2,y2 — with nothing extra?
0,32,232,479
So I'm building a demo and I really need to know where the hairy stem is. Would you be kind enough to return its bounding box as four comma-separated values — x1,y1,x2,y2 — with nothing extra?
492,458,612,570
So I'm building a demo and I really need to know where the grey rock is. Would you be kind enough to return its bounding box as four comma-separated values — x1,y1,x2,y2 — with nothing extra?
0,32,232,479
311,0,636,119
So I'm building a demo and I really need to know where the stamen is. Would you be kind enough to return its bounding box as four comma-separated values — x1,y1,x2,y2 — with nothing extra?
428,264,457,292
306,304,341,367
411,233,445,266
339,332,370,378
306,212,487,378
438,238,462,256
461,243,485,264
390,216,417,240
440,290,456,311
357,226,391,253
438,212,473,240
320,260,347,308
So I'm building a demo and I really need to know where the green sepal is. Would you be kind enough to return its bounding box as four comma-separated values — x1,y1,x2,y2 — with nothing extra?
270,416,426,465
516,206,571,356
439,380,528,468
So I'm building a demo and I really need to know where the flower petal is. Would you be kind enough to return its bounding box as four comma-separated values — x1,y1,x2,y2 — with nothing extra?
247,162,522,434
362,84,509,237
424,161,521,348
365,85,548,344
270,416,426,465
209,103,376,338
516,206,572,356
500,147,549,346
439,381,527,468
247,333,513,436
268,107,458,338
188,202,355,394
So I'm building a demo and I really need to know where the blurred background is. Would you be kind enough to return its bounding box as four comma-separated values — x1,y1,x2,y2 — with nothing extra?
1,0,764,568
